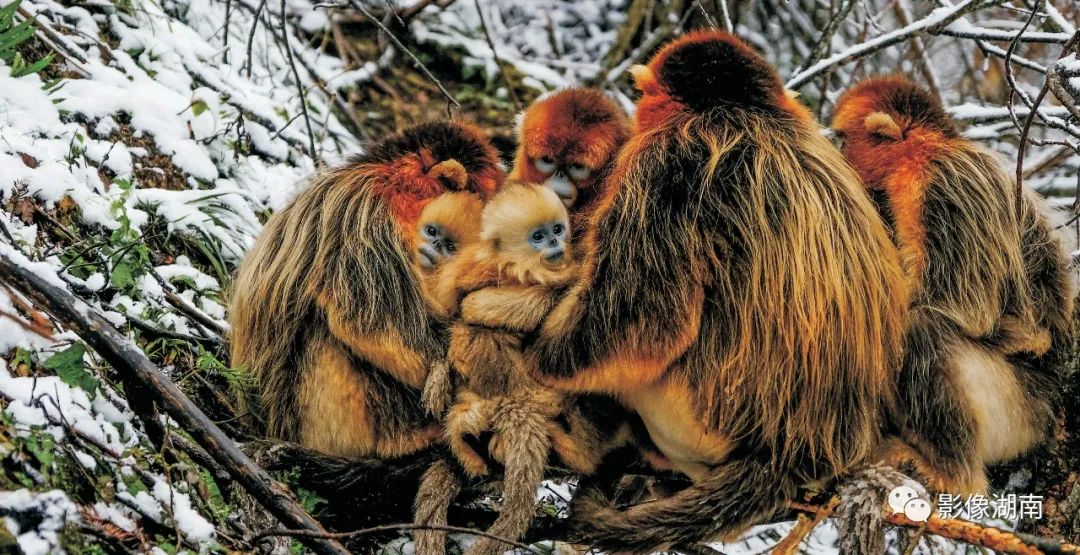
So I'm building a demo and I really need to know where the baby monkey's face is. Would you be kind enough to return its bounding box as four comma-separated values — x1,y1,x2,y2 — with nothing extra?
417,221,458,269
414,191,484,270
526,219,568,264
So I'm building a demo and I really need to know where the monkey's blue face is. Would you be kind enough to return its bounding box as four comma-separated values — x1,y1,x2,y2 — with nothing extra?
528,221,567,264
417,223,458,269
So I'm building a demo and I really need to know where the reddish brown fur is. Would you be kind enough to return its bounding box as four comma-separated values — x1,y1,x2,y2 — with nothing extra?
834,75,1074,494
510,88,632,230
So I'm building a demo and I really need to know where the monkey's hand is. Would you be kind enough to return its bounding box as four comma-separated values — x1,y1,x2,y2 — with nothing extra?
459,285,558,333
422,359,454,416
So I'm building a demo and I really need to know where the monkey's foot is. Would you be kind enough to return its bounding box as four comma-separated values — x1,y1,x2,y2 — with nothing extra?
422,359,453,416
875,436,987,495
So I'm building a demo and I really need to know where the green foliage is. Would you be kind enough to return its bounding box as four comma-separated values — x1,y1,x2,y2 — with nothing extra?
21,425,55,468
44,343,99,395
0,0,54,78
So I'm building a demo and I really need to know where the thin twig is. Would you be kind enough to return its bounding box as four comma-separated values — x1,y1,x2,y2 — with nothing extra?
245,0,269,77
347,0,460,113
893,0,943,103
472,0,521,111
249,522,542,554
786,0,991,89
694,0,718,29
716,0,733,32
278,0,318,162
773,497,839,555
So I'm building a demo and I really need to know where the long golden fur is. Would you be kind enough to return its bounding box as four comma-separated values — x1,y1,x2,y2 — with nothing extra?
833,75,1075,493
461,31,907,552
228,121,502,459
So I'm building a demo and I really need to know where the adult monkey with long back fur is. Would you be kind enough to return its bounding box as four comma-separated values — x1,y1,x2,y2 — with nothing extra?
832,76,1075,493
229,121,502,458
460,31,907,552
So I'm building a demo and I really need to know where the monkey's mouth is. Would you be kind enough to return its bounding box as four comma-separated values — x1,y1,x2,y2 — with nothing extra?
417,245,439,269
544,177,578,208
545,251,565,264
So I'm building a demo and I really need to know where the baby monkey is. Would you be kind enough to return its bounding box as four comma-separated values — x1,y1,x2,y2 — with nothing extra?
413,191,485,320
413,183,603,555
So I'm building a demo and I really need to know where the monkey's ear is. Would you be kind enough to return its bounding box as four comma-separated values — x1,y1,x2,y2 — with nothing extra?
513,111,526,137
429,159,468,190
630,64,661,96
864,112,903,140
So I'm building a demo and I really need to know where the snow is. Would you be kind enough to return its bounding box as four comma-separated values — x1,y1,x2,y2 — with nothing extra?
0,360,137,454
151,480,216,544
0,489,79,555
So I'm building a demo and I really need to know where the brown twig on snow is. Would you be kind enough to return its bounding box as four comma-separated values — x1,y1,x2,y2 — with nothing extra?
773,496,840,555
248,522,542,553
0,250,350,555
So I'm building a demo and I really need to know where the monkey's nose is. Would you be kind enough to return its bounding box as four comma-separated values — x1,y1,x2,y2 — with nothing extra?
418,244,439,268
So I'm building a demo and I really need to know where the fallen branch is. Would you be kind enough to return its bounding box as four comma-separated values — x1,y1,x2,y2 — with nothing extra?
773,497,839,555
790,501,1080,555
0,249,349,555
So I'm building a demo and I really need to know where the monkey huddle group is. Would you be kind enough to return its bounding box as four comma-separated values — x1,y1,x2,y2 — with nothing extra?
228,31,1074,554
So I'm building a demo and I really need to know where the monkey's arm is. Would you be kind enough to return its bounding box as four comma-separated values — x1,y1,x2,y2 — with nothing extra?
316,294,431,388
458,285,561,333
528,265,705,394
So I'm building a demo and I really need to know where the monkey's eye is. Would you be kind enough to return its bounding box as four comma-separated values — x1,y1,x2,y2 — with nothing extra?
531,230,545,243
535,156,557,174
567,164,590,181
552,223,564,236
424,225,438,237
445,241,457,254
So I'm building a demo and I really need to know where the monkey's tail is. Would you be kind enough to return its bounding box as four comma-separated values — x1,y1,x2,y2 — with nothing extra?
569,456,798,553
464,406,550,555
249,440,440,528
413,457,462,555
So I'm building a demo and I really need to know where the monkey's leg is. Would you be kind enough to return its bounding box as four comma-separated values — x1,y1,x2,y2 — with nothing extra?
569,454,798,553
413,457,462,555
888,308,985,494
464,405,550,555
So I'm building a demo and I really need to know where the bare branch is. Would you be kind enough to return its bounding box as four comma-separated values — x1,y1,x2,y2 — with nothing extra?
786,0,997,90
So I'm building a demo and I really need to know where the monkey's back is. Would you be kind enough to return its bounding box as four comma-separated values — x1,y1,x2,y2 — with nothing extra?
585,106,908,479
229,164,444,444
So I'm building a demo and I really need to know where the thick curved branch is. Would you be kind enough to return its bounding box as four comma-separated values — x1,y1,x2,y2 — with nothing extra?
0,249,349,555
